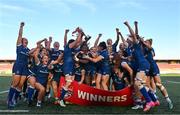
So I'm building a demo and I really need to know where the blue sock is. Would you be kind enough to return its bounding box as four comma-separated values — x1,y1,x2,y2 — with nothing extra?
14,89,21,103
148,90,157,102
140,87,152,103
33,90,38,100
60,88,67,100
8,87,16,102
28,86,35,102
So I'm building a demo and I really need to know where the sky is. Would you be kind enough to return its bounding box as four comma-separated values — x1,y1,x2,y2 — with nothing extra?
0,0,180,59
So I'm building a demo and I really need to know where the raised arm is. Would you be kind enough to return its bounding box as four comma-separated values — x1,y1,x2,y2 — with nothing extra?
93,33,102,48
45,36,52,50
34,48,40,65
119,29,126,44
114,28,120,45
69,27,83,49
134,21,141,40
134,21,138,36
16,22,25,46
124,21,137,43
64,29,69,47
29,48,38,56
37,38,47,48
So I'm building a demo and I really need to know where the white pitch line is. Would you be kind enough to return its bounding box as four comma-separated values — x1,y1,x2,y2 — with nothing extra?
0,90,9,94
0,110,29,113
166,80,180,84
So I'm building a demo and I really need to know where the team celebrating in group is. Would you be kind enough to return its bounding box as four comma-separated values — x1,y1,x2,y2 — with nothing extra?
7,21,173,112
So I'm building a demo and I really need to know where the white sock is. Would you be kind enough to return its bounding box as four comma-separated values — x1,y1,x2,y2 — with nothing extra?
37,100,41,103
165,97,171,103
154,90,156,93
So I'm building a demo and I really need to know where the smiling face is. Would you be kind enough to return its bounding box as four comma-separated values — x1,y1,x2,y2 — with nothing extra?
42,55,49,65
53,42,60,50
41,48,48,57
145,40,150,46
145,39,152,46
22,38,28,47
107,39,112,46
126,37,133,44
81,44,89,54
90,47,97,53
119,43,125,50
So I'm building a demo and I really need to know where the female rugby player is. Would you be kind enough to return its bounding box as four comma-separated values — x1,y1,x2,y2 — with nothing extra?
86,41,110,91
58,27,84,107
124,21,156,112
143,39,173,109
7,22,33,108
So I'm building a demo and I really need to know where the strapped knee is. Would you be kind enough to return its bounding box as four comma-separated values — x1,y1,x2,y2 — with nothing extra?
134,79,143,89
156,83,165,91
65,78,73,87
135,77,146,86
66,79,73,83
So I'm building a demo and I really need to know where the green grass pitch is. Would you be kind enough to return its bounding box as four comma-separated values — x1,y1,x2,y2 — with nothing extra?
0,76,180,114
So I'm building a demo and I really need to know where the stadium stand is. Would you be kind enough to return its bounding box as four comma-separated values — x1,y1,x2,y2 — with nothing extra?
0,59,180,75
156,59,180,74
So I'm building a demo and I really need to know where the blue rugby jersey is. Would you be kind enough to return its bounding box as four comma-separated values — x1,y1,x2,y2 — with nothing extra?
131,42,150,64
35,63,49,85
49,48,63,61
131,42,150,72
63,44,75,75
112,73,125,90
97,49,110,75
16,44,30,65
144,47,156,63
74,66,83,82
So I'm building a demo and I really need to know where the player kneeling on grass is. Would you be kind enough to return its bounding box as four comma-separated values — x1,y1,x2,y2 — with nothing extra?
74,62,85,84
111,68,126,91
27,47,53,107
